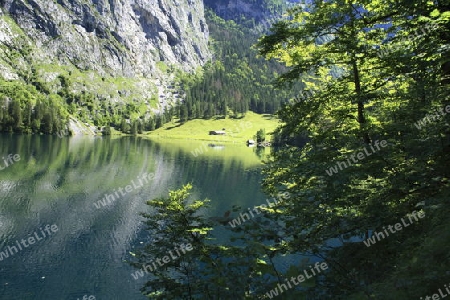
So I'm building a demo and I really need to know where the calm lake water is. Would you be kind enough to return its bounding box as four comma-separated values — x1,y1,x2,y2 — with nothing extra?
0,134,270,300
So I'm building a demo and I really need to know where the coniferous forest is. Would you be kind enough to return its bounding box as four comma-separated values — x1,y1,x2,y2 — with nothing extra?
175,7,303,120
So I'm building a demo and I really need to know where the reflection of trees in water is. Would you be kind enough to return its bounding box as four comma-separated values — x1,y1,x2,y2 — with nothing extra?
253,145,266,160
0,135,158,180
0,135,162,217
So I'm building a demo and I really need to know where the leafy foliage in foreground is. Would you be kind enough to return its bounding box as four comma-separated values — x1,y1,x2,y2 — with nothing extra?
132,184,328,299
257,0,450,298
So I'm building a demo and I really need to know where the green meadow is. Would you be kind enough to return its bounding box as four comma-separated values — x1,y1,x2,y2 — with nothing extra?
145,111,281,144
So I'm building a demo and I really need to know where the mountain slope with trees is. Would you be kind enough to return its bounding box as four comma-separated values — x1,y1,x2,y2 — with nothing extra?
176,6,303,120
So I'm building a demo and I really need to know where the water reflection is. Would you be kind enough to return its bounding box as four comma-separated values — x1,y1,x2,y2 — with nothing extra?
0,134,267,299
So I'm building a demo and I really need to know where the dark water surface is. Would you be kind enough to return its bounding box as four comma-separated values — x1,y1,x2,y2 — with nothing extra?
0,134,269,300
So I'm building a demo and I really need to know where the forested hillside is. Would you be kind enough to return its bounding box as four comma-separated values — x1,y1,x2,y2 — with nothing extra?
203,0,288,22
176,5,303,121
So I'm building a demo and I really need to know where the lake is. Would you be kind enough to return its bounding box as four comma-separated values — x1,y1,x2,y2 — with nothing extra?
0,134,270,300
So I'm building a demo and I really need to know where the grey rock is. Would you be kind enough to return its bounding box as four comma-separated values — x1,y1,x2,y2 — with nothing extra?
1,0,210,76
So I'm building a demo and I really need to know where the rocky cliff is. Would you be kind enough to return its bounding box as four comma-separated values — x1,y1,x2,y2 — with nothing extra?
1,0,210,76
0,0,210,114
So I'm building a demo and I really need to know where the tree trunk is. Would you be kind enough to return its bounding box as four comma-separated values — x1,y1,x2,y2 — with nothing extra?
352,57,371,144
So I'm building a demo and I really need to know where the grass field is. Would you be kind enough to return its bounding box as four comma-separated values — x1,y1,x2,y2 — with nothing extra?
145,112,282,143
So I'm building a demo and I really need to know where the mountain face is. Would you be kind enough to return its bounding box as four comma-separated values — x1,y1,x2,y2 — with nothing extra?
0,0,210,78
203,0,291,23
